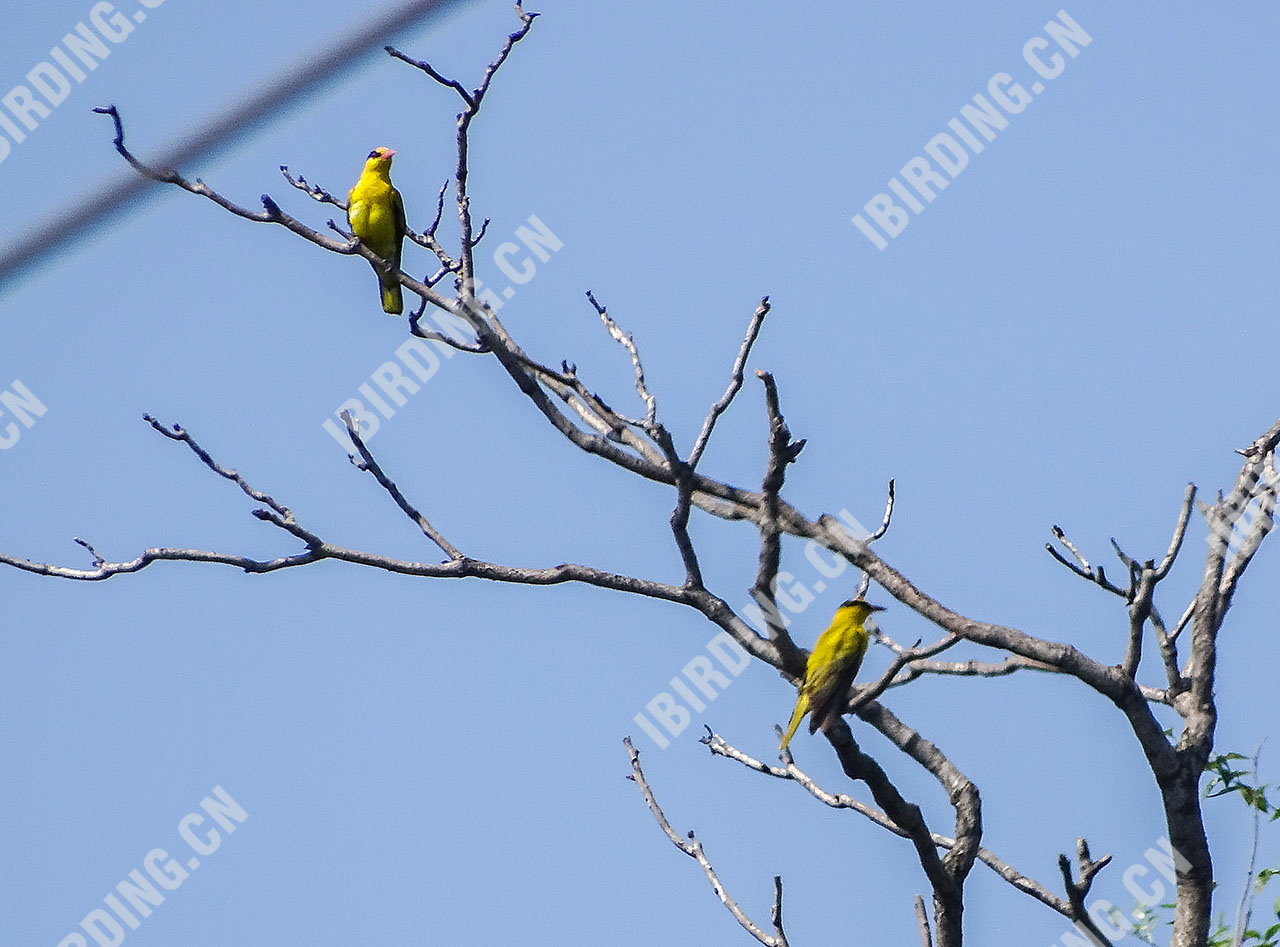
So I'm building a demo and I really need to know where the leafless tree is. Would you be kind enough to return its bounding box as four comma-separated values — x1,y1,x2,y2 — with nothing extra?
3,7,1275,946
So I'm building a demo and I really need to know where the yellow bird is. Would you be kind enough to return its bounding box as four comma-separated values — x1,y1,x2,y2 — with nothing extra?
347,146,407,315
779,598,885,750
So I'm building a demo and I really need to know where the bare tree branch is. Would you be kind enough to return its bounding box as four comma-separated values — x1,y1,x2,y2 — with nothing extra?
280,165,342,206
1057,838,1116,947
687,296,771,471
856,701,981,884
887,653,1053,684
340,410,463,560
1122,566,1156,679
849,633,962,712
851,479,897,598
468,216,491,247
751,371,806,669
586,290,658,430
142,414,322,548
704,728,1074,920
624,737,789,947
916,894,934,947
819,714,973,944
868,478,897,543
385,46,476,104
880,652,1172,706
1156,484,1197,579
1220,451,1277,594
580,291,707,586
769,876,789,947
72,537,106,568
408,309,488,352
424,180,448,237
1046,524,1126,598
474,3,541,101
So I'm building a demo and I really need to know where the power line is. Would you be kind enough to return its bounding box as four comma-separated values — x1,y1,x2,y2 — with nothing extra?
0,0,469,294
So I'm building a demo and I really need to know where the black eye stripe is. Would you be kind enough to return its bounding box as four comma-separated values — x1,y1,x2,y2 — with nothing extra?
368,149,379,159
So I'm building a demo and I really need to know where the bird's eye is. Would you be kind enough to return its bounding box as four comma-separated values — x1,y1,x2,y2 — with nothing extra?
368,149,380,159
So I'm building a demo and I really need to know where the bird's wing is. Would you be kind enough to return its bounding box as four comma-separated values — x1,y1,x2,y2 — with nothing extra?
806,632,869,735
391,187,407,267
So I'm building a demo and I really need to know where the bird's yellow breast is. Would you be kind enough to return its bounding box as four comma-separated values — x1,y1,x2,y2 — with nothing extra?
348,176,400,258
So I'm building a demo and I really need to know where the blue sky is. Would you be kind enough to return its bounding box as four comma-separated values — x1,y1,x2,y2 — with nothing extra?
1,2,1277,945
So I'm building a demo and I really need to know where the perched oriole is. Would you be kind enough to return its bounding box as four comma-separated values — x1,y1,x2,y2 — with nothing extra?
780,598,885,750
347,147,407,314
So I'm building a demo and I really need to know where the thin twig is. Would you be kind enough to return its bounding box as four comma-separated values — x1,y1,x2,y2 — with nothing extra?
468,216,491,247
578,294,705,586
586,290,658,430
624,737,788,947
848,633,963,713
687,296,771,470
915,895,933,947
869,479,896,542
424,180,448,237
1230,742,1267,947
1155,484,1197,579
472,3,540,106
1170,597,1196,643
1110,537,1140,597
1057,838,1116,947
279,166,342,206
852,480,897,597
703,728,1074,918
393,2,537,293
408,309,488,352
1046,525,1126,598
384,46,474,104
74,537,105,568
340,411,464,560
142,414,321,548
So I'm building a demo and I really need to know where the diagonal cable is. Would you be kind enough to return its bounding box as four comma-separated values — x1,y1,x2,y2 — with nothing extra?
0,0,471,294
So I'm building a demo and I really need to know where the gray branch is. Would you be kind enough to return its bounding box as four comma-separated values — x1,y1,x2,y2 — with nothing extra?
1057,838,1116,947
340,410,463,560
687,296,771,471
704,728,1074,921
624,737,790,947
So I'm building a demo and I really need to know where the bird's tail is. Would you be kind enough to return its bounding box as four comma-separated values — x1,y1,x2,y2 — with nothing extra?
779,692,809,750
379,270,403,315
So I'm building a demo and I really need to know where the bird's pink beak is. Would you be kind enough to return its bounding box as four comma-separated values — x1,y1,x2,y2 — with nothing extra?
383,148,396,157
